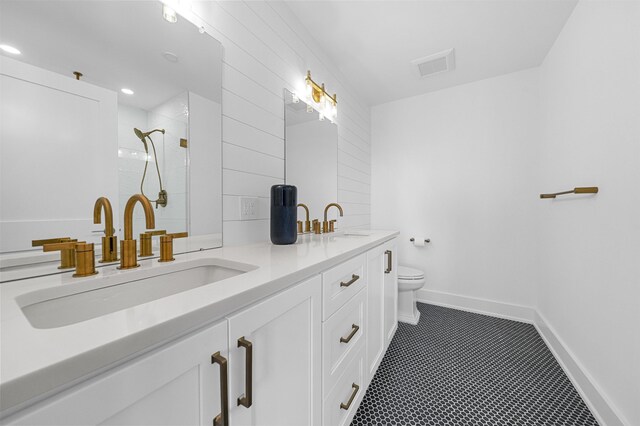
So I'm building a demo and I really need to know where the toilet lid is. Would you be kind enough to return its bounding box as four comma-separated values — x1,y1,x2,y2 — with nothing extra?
397,265,425,280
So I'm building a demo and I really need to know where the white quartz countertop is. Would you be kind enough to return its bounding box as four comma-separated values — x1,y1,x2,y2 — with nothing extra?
0,230,398,415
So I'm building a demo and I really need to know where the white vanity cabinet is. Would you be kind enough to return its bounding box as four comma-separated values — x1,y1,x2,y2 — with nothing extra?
3,236,400,426
5,276,322,426
226,275,322,426
5,320,229,426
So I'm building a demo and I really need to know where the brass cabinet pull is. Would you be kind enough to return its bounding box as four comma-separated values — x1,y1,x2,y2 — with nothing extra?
211,352,229,426
385,250,392,274
237,337,253,408
339,383,360,410
339,324,360,344
340,274,360,287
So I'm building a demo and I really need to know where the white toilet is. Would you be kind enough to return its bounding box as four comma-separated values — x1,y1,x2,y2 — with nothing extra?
397,265,426,325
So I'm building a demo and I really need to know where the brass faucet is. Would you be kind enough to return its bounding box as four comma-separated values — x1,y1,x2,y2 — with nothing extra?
297,203,311,233
42,241,97,277
323,203,344,233
120,194,155,269
93,197,118,263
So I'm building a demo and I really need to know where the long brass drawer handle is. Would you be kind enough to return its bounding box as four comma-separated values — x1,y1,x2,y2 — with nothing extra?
211,352,229,426
385,250,392,274
340,324,360,343
340,383,360,410
340,274,360,287
237,336,253,408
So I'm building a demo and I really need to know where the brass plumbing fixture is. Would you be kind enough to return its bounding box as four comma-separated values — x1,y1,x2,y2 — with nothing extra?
42,241,97,277
33,237,76,269
159,232,188,262
133,128,168,208
323,203,344,233
93,197,118,263
312,219,321,235
120,194,156,269
540,187,598,199
140,230,167,257
297,203,311,233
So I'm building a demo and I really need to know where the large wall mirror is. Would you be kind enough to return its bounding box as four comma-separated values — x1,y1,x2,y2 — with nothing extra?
0,1,222,281
284,89,338,224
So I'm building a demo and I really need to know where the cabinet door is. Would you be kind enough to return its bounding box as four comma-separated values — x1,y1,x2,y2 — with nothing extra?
7,321,229,426
383,239,398,347
227,276,322,426
365,245,386,385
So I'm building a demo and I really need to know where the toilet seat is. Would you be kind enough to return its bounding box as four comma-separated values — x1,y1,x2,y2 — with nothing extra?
397,266,425,280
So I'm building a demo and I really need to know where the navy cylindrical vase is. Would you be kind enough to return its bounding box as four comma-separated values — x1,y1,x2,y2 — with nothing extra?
270,184,297,245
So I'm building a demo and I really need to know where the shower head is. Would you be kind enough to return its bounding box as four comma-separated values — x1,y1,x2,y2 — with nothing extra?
133,128,165,150
134,128,165,139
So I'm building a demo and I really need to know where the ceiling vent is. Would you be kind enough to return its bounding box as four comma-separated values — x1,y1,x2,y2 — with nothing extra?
411,48,455,78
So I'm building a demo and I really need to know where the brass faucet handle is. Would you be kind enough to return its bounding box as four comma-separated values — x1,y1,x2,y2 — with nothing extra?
139,230,167,257
329,220,337,232
42,240,81,270
167,232,188,239
297,221,303,234
32,237,72,247
42,240,82,252
158,232,188,263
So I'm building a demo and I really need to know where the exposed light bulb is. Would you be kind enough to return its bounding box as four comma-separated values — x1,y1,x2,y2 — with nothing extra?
121,88,134,95
0,44,21,55
162,5,178,23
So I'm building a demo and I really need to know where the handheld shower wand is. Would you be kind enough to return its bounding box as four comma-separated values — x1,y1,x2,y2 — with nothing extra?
133,128,167,208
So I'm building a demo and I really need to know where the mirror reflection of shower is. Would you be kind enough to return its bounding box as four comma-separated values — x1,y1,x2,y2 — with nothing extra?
133,128,168,208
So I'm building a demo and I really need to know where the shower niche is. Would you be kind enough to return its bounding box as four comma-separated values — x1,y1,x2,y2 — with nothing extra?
0,1,223,276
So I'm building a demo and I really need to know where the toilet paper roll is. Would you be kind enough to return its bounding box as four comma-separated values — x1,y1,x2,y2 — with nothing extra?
413,238,426,247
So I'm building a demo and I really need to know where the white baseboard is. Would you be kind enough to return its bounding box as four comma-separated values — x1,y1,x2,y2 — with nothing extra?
534,311,627,426
415,288,627,426
416,289,536,323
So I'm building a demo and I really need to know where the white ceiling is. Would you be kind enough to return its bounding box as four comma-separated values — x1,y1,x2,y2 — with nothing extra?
285,0,577,106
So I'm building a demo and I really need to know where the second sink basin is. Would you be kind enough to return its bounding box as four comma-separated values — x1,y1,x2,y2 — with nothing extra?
17,258,257,329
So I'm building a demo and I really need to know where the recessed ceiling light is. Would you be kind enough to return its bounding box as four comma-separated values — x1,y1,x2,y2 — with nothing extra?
162,5,178,23
121,88,134,95
0,44,21,55
162,51,179,63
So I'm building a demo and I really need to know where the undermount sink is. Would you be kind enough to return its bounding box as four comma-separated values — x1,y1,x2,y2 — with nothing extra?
17,258,257,329
333,231,372,237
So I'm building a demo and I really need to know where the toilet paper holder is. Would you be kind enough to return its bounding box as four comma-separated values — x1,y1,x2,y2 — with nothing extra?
410,237,430,243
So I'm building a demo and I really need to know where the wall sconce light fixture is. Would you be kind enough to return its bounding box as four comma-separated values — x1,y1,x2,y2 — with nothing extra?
301,70,338,123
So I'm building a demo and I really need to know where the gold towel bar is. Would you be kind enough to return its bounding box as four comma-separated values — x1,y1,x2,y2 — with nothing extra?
540,187,598,199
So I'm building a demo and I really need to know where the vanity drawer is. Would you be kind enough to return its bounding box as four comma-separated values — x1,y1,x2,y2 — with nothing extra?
322,254,366,320
323,346,365,426
323,287,366,392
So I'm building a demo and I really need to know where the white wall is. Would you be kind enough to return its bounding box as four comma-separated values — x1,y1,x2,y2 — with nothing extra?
371,68,540,309
171,1,372,244
537,1,640,424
